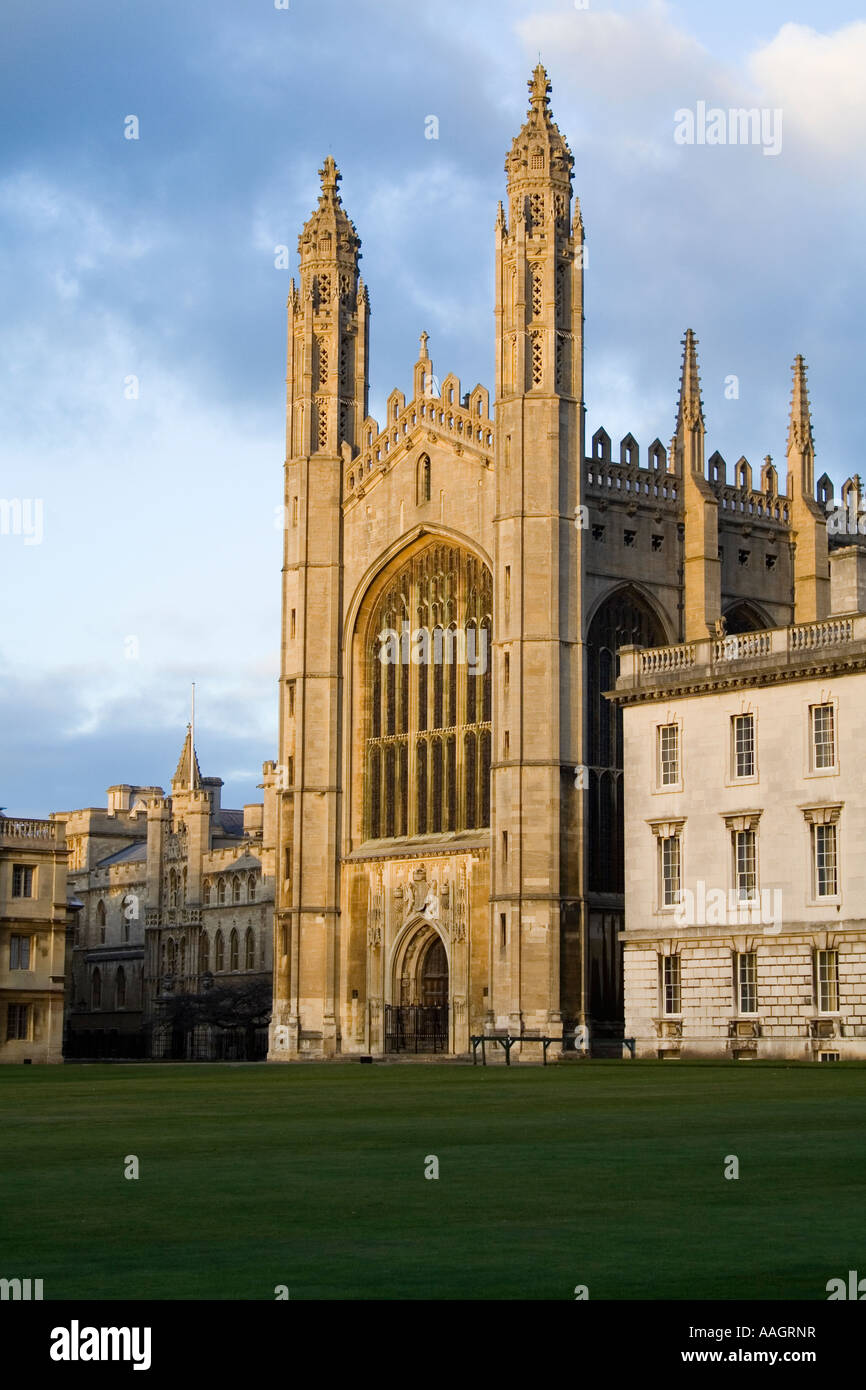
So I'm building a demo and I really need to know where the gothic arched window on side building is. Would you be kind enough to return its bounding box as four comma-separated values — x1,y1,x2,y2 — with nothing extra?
364,544,492,840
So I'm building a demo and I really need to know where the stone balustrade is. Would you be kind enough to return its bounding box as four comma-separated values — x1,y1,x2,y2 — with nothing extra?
0,817,60,841
618,613,866,688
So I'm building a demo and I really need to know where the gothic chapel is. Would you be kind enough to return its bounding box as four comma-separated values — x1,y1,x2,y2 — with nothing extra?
269,67,830,1059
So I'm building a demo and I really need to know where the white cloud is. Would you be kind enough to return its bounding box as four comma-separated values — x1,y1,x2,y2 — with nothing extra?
515,1,714,109
749,21,866,166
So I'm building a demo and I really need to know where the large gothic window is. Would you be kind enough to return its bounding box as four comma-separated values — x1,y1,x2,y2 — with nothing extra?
365,544,492,839
723,601,771,634
586,587,667,894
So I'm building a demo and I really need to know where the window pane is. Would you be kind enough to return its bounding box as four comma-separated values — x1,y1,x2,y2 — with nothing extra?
12,865,33,898
662,835,681,906
735,830,757,901
6,1003,30,1040
663,954,681,1014
815,824,838,896
817,949,839,1012
733,714,754,778
738,952,758,1013
10,935,31,970
812,704,835,769
658,724,679,785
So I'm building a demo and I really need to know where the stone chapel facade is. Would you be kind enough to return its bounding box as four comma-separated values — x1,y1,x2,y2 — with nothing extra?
269,66,847,1060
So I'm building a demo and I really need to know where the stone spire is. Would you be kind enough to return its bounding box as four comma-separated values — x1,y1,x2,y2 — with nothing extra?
413,330,434,399
572,194,585,243
787,354,814,458
679,329,719,639
528,61,552,113
172,725,201,793
288,152,368,456
297,155,360,261
786,353,829,621
676,328,705,439
504,63,574,229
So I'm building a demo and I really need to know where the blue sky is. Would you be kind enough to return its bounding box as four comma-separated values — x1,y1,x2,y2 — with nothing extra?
1,0,864,817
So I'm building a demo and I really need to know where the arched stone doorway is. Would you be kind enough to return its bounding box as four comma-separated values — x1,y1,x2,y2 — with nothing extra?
421,937,448,1006
385,919,449,1053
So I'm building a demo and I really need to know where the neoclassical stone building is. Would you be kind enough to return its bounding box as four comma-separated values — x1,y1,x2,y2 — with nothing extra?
270,66,853,1059
0,814,69,1063
613,598,866,1060
61,735,276,1058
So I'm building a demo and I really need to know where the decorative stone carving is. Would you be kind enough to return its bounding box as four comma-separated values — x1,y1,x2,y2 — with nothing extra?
164,823,188,864
397,866,430,922
422,878,440,924
368,869,384,948
453,867,468,942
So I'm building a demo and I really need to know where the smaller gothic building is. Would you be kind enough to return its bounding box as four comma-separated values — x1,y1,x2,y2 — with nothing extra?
59,734,277,1059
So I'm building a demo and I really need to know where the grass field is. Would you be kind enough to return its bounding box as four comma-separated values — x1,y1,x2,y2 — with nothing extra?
1,1060,864,1301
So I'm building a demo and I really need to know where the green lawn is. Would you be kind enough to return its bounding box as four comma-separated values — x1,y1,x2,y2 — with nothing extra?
1,1060,864,1301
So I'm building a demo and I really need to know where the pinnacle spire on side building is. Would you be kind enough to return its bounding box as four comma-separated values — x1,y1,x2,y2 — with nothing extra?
172,725,201,793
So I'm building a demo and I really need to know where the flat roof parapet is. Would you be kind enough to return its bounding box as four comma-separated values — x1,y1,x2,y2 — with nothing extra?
611,614,866,702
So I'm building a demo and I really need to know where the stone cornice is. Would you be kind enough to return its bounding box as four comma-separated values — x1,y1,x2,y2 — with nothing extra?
611,650,866,707
345,834,490,864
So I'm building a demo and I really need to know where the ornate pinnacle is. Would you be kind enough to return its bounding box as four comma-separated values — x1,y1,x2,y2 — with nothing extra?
676,328,705,433
319,154,340,195
788,354,814,455
528,63,551,112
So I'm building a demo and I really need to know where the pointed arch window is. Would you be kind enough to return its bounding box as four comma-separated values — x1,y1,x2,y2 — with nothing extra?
365,545,492,839
587,588,667,897
92,967,102,1011
215,930,225,972
218,878,227,905
199,931,210,974
229,929,239,971
232,875,242,904
248,874,257,902
245,929,255,971
417,453,431,505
